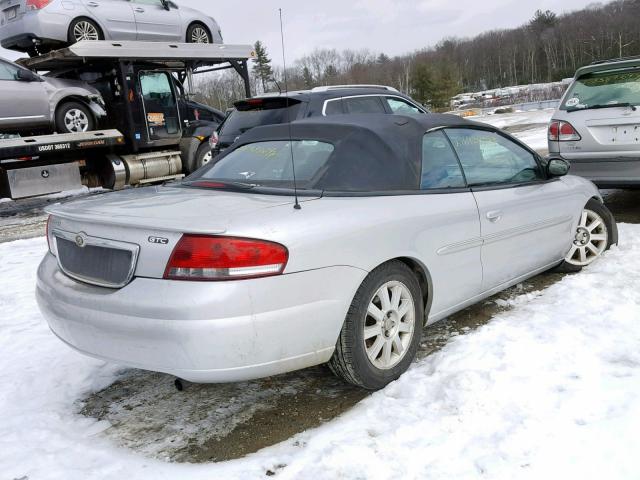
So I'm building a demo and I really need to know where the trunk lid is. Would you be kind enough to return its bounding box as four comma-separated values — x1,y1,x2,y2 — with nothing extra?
47,185,316,282
558,107,640,158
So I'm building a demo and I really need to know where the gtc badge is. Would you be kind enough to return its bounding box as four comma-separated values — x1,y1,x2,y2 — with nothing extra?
148,236,169,245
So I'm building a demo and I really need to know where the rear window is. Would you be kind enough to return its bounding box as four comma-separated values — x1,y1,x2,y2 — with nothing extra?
561,69,640,110
219,98,303,138
192,140,334,188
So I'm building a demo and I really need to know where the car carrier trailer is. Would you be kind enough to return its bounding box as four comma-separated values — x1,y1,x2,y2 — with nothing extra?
0,40,254,199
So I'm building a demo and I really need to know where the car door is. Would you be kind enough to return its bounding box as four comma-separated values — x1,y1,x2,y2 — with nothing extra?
418,130,482,319
79,0,136,40
445,127,580,292
131,0,181,41
0,60,50,130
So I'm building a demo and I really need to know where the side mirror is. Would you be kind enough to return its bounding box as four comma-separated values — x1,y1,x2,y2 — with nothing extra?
161,0,170,10
546,157,570,177
16,68,40,82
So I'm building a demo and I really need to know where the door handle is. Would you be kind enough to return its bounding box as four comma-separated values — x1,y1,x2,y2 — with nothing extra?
134,7,145,12
486,210,503,222
86,1,98,6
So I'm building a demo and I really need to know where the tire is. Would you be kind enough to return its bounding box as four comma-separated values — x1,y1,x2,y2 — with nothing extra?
68,18,103,44
194,141,214,171
55,102,95,134
329,260,424,390
186,23,212,44
555,198,618,273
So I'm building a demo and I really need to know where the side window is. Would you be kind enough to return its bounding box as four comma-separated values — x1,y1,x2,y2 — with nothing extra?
386,97,422,114
421,131,466,189
324,99,344,116
343,96,386,114
446,128,544,186
0,61,19,81
131,0,163,5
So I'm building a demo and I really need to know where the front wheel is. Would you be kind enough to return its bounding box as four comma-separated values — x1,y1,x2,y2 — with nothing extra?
55,102,95,133
556,198,617,273
329,261,423,390
186,23,212,43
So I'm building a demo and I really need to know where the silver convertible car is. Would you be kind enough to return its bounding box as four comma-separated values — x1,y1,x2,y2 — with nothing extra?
0,0,222,56
36,114,618,390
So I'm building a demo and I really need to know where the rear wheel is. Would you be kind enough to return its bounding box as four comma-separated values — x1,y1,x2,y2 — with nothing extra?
68,18,103,44
55,102,94,134
555,198,617,273
329,261,423,390
186,23,212,43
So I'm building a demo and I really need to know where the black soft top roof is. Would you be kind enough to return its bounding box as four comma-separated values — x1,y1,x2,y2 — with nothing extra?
235,113,477,146
209,114,493,192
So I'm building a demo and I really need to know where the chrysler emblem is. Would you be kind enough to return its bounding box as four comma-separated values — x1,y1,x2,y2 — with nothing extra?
75,233,87,248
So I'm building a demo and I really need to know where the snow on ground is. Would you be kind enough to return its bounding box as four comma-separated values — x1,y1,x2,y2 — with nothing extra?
2,225,640,479
473,108,554,152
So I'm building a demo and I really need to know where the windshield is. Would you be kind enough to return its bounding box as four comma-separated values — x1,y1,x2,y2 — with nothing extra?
218,98,303,139
561,68,640,110
190,140,334,189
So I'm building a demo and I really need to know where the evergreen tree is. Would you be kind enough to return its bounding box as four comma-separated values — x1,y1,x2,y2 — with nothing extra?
411,63,435,106
302,66,314,88
252,41,274,93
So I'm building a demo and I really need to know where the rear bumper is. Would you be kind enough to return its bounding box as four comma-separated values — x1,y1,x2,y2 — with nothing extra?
36,253,366,383
0,11,70,50
562,155,640,188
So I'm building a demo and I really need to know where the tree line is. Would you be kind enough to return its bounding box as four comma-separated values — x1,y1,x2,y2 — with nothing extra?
195,0,640,111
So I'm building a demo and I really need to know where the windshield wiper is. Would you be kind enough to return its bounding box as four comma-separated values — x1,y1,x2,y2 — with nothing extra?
567,102,637,113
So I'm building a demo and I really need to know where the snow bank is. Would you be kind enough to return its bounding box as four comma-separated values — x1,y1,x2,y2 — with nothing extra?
1,225,640,479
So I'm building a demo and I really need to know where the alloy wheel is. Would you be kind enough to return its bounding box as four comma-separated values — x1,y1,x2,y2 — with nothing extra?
565,209,609,267
364,281,415,370
73,21,100,42
191,27,210,43
64,109,90,133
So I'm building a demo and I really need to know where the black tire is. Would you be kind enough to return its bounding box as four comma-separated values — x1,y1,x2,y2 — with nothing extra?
55,102,95,134
194,141,214,171
68,18,103,44
555,198,618,273
186,23,212,43
329,260,424,390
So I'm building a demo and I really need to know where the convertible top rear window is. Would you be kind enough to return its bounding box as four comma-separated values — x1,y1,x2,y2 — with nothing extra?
193,140,334,189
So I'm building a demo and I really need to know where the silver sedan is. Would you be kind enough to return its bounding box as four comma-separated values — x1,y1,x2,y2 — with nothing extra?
0,0,222,55
36,114,618,390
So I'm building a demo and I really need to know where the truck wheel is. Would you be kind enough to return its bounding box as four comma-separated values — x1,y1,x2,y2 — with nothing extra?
329,261,423,390
68,18,103,44
196,142,214,169
55,102,95,133
555,198,617,273
187,23,212,43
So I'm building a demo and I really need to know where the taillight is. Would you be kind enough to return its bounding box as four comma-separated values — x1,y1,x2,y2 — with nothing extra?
209,130,219,149
549,120,581,142
26,0,53,10
164,235,288,281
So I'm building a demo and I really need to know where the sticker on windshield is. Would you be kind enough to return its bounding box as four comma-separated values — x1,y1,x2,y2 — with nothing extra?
565,98,580,107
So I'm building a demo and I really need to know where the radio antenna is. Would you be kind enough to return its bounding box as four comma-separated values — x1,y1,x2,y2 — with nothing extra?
279,8,301,210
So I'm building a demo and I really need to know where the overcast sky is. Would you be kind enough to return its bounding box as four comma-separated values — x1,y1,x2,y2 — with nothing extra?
1,0,596,63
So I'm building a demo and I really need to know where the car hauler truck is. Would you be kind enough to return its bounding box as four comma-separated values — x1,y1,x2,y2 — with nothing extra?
0,40,253,199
